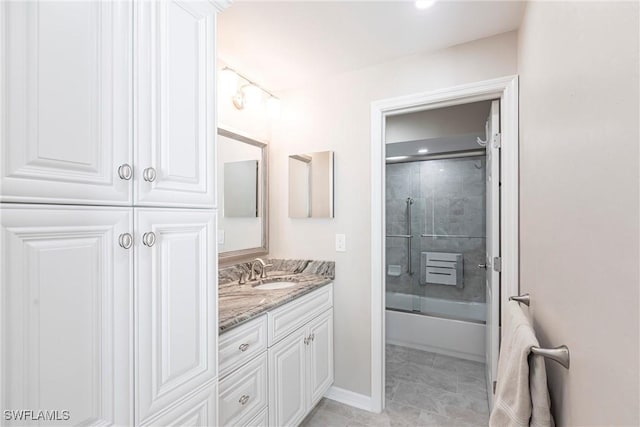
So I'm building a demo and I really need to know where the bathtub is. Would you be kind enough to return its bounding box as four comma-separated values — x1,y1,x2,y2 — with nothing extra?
385,291,486,362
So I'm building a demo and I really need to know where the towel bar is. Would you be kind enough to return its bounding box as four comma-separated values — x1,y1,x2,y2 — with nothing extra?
531,345,570,369
509,293,530,306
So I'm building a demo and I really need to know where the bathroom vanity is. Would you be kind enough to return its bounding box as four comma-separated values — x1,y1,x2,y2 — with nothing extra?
217,260,335,426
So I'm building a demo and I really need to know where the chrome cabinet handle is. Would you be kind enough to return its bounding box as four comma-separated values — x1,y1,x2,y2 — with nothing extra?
143,167,157,182
118,164,133,180
142,232,156,247
238,395,250,405
238,343,249,352
118,233,133,249
304,337,309,345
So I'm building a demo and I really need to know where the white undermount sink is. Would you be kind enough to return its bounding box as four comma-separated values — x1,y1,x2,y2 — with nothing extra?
252,277,300,290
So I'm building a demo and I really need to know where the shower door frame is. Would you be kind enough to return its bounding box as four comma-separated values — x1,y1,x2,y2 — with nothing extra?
369,75,520,413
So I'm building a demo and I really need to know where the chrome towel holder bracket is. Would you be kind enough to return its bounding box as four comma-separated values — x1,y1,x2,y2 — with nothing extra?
509,293,571,369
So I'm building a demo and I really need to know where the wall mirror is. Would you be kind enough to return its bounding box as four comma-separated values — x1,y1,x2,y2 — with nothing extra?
218,128,268,263
289,151,334,218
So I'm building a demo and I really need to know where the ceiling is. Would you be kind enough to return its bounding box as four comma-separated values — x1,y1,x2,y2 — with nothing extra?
218,1,526,92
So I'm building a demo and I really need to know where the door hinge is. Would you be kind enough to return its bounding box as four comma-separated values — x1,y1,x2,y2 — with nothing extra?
492,381,497,394
493,133,501,149
493,257,502,272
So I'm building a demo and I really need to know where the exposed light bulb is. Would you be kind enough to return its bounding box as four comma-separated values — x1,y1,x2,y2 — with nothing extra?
415,0,436,10
267,96,281,119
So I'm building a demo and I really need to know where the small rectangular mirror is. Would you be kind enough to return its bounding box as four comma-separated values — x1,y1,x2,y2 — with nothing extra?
288,151,334,218
218,128,268,262
224,160,258,217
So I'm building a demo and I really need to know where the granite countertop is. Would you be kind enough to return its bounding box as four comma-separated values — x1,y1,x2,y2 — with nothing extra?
218,259,335,334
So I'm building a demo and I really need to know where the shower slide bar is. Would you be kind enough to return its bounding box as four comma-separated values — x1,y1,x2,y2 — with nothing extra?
385,234,412,238
509,293,571,369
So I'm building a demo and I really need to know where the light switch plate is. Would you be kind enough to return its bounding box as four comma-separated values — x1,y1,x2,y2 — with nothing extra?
335,234,346,252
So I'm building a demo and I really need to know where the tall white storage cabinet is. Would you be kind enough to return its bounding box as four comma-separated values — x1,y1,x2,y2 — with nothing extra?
0,0,226,425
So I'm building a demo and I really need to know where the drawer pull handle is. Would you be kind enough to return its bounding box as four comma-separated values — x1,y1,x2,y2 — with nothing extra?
239,395,250,405
238,343,250,352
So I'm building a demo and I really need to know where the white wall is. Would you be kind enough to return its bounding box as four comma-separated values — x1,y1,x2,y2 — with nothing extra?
270,31,518,396
518,2,639,425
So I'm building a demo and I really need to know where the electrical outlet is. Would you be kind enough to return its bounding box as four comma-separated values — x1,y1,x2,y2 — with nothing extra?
335,234,346,252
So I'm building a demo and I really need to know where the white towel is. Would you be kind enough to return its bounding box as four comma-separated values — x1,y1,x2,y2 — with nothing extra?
489,301,554,427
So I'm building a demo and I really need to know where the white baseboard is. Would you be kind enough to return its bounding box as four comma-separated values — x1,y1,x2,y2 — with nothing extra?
323,386,375,413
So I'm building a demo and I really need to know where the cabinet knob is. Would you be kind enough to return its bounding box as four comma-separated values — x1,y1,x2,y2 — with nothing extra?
238,343,250,352
142,232,156,247
118,233,133,249
118,164,133,181
143,167,157,182
238,395,250,405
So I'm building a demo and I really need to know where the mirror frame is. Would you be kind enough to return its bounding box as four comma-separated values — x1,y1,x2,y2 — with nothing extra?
218,127,269,265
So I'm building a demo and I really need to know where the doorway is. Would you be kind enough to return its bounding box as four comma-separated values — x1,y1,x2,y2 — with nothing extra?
369,76,519,413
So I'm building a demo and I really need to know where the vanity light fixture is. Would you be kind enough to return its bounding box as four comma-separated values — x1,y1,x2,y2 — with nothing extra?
222,67,281,118
418,148,429,154
415,0,436,10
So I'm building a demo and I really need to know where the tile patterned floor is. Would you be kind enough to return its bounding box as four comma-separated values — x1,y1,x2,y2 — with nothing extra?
300,344,489,427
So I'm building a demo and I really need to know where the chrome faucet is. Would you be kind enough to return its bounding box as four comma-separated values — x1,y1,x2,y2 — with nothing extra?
248,258,272,281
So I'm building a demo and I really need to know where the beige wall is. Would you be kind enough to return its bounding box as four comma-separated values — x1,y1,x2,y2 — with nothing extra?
518,2,639,425
270,31,518,395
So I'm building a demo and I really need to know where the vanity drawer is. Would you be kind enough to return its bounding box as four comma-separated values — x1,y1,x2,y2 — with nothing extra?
219,314,268,377
219,352,268,427
268,283,333,346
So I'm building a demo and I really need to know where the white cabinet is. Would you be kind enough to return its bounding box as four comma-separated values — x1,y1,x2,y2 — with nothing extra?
134,0,217,208
1,1,133,205
268,295,334,427
307,310,335,407
268,327,308,427
0,205,134,426
135,208,217,425
1,0,220,208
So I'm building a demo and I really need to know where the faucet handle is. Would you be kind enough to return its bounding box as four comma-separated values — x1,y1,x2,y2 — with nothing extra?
260,263,273,279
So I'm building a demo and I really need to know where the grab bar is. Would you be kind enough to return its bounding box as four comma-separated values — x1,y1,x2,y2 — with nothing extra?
509,293,570,369
421,234,485,239
406,198,414,276
385,234,413,238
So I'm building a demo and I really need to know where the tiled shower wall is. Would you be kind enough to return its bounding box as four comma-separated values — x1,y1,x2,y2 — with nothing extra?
385,156,486,304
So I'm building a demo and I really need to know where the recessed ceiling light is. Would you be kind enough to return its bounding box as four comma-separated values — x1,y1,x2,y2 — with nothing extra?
418,148,429,154
386,156,409,161
415,0,436,10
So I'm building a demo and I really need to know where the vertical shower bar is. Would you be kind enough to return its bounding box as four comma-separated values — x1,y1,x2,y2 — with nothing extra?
406,198,414,275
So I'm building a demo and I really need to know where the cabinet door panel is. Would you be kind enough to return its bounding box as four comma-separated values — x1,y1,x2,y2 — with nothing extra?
135,208,217,424
307,309,334,407
268,329,307,427
0,205,133,426
140,381,218,427
135,0,217,207
0,1,132,205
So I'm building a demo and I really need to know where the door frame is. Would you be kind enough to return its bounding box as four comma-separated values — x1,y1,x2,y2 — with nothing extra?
369,75,519,412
